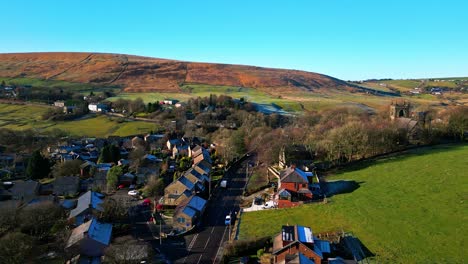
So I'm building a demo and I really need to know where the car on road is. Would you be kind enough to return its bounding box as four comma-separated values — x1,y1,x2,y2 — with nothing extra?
220,180,228,188
225,215,231,225
128,190,139,196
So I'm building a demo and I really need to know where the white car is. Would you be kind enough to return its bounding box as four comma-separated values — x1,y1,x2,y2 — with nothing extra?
225,215,231,225
128,190,139,196
262,201,276,209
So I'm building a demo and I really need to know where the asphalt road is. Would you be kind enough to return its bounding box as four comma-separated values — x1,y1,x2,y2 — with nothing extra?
157,155,251,264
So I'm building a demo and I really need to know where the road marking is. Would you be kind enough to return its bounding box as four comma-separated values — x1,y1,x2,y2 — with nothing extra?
204,237,211,249
210,227,215,234
188,234,198,251
196,254,203,264
213,226,228,264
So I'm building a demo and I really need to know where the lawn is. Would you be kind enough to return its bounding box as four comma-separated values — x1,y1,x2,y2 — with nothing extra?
239,144,468,263
0,103,157,137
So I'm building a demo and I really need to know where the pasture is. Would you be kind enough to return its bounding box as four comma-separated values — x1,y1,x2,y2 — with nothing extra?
239,144,468,263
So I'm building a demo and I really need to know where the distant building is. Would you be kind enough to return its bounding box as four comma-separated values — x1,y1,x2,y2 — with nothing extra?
54,101,66,108
88,103,109,112
163,99,179,105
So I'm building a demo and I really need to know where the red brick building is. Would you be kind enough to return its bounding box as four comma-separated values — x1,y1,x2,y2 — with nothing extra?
276,167,313,208
272,225,331,264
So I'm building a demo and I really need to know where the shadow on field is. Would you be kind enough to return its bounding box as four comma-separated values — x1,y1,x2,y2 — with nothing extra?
322,180,361,197
339,235,376,261
332,143,467,174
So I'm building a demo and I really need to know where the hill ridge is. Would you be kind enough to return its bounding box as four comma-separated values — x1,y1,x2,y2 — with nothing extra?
0,52,352,93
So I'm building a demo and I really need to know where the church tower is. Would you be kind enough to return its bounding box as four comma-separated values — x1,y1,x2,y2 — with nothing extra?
390,101,410,120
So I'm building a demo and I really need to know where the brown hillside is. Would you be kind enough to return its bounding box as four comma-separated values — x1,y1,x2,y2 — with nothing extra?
0,52,349,92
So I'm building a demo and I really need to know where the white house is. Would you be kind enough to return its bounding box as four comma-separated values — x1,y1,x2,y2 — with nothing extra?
88,103,108,112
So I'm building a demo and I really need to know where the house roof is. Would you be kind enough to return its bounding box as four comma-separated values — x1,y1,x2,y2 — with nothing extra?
178,176,195,190
69,191,104,219
274,225,330,262
193,148,212,164
10,180,40,199
182,206,197,218
66,218,112,248
193,160,211,174
396,117,418,131
297,225,313,243
186,195,207,212
53,176,80,194
280,167,309,183
168,139,181,146
278,189,292,197
313,239,331,254
287,253,316,264
185,168,209,183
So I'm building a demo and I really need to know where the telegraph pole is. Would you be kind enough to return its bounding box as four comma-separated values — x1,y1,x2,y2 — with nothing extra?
159,212,162,245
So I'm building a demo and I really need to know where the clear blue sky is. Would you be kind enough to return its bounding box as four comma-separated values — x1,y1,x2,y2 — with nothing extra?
1,0,467,80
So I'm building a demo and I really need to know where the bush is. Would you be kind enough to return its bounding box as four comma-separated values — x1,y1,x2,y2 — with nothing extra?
223,236,271,258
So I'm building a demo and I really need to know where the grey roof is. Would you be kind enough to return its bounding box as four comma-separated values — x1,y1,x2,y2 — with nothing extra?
69,191,104,219
10,180,40,200
66,218,112,248
178,176,195,190
186,195,207,212
280,167,309,183
182,206,197,218
53,176,80,195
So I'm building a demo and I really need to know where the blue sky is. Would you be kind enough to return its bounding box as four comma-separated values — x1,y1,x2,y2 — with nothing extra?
1,0,467,80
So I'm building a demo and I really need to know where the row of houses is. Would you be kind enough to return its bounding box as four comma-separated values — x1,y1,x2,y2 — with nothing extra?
163,145,213,233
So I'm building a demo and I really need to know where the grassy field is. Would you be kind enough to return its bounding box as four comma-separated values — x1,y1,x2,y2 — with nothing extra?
0,77,119,94
239,144,468,263
0,103,157,137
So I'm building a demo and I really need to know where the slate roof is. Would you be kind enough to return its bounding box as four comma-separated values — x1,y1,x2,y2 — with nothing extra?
314,239,331,254
178,176,195,190
69,191,104,219
185,168,209,183
10,180,40,200
182,206,197,218
280,167,309,183
66,218,112,248
53,176,80,195
193,160,211,174
186,195,207,212
193,148,212,164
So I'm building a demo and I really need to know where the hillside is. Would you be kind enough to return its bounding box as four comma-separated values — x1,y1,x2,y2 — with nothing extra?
0,52,350,93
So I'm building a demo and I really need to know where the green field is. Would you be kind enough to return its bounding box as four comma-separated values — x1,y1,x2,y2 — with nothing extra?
0,103,158,137
239,144,468,263
0,77,119,94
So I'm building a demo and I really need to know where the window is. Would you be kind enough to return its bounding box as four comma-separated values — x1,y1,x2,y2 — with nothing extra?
178,217,185,223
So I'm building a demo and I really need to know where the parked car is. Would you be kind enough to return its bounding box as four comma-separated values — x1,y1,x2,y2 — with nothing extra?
262,201,276,209
225,215,231,225
254,196,263,205
128,190,139,196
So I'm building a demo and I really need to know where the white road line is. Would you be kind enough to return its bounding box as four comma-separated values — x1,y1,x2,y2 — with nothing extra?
196,254,204,264
204,237,211,249
213,226,228,264
210,227,215,234
188,234,199,251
